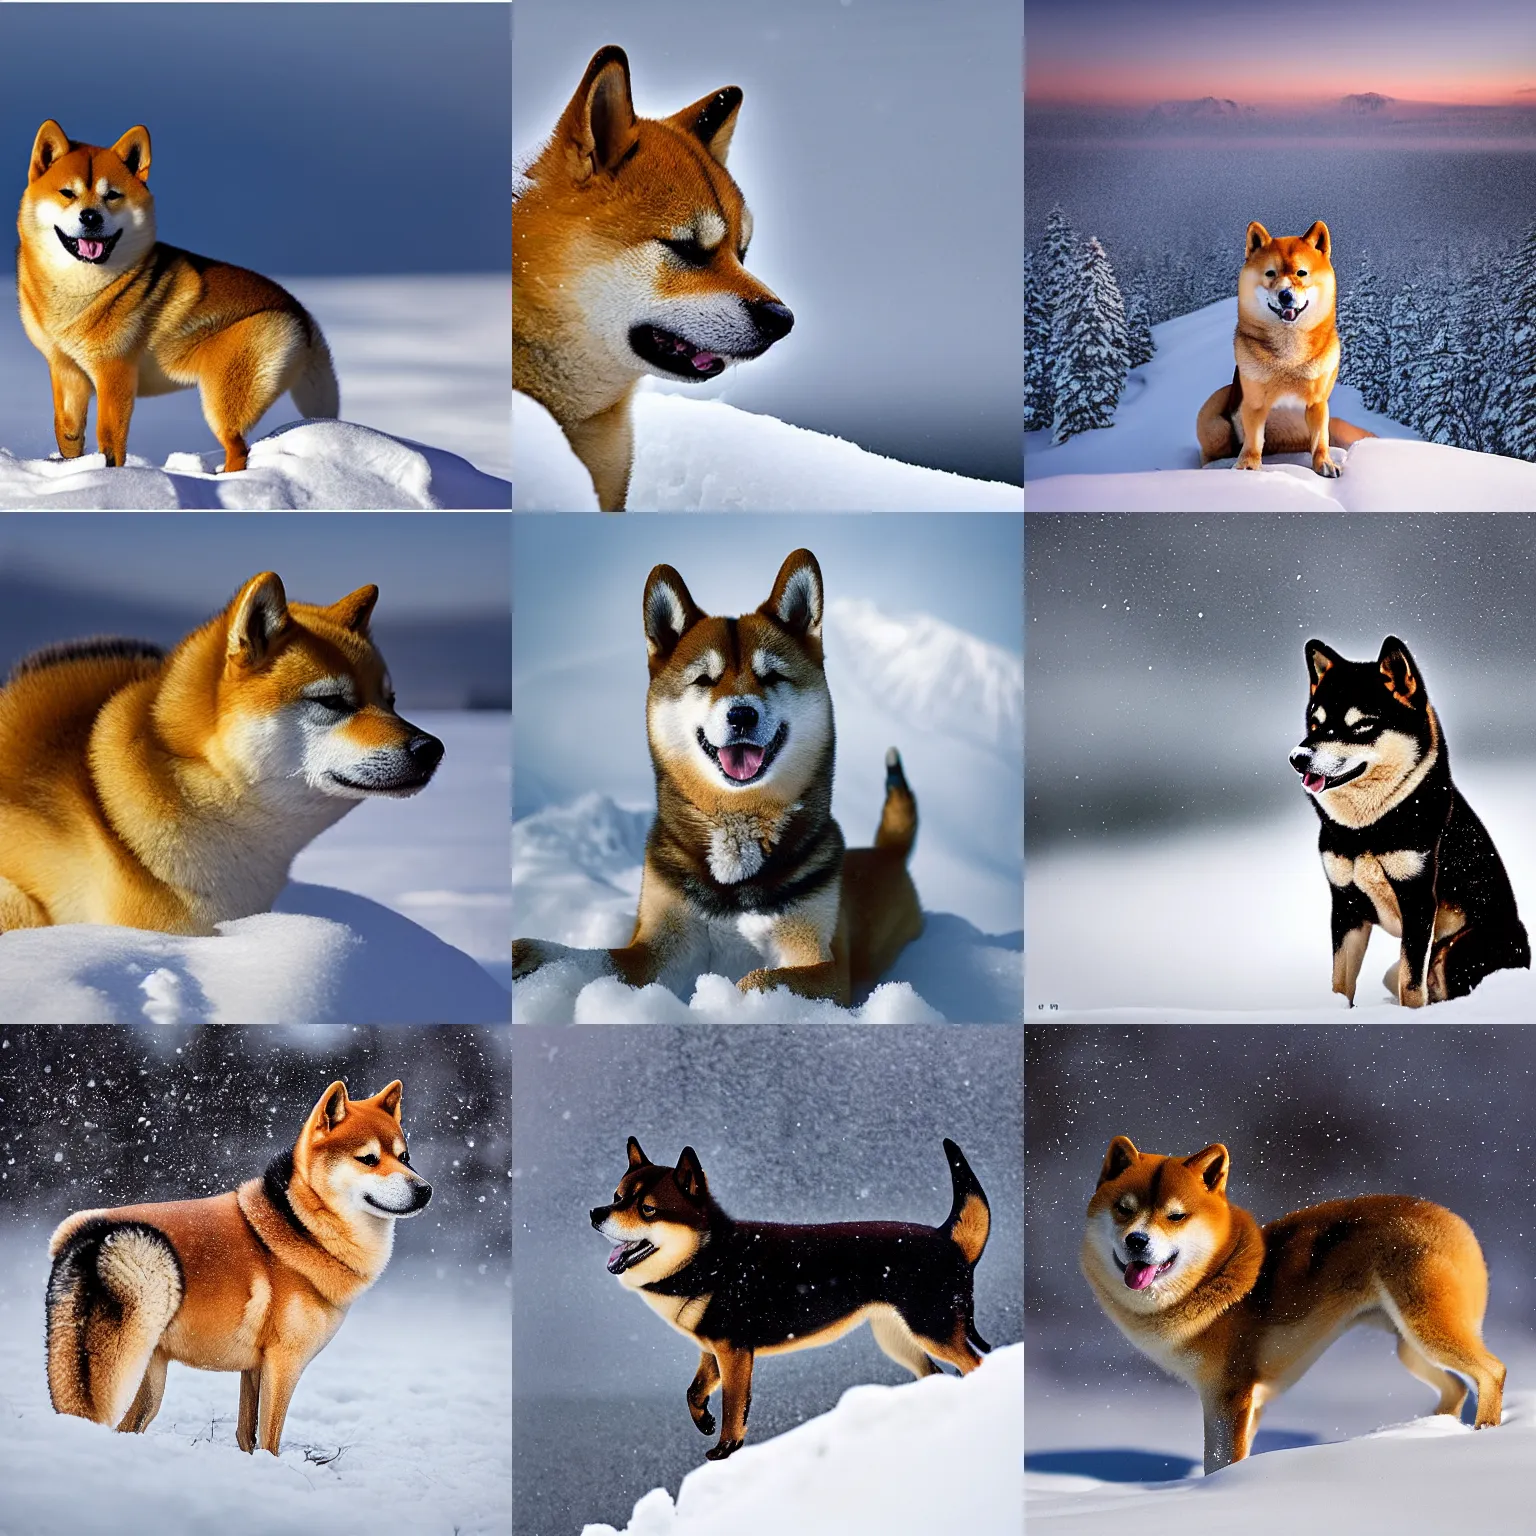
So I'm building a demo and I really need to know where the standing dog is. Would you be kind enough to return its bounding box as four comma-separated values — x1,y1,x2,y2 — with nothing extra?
0,572,444,935
1289,636,1528,1007
514,46,794,509
1083,1136,1505,1474
1196,220,1373,477
511,549,924,1006
592,1137,991,1460
18,120,338,471
46,1081,432,1454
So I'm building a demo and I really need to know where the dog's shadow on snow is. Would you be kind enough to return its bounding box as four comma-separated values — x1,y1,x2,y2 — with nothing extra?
1026,1429,1320,1485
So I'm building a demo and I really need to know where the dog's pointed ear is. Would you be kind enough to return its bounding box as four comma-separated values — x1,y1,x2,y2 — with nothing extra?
558,45,637,181
373,1081,404,1121
1378,635,1422,708
306,1081,351,1135
760,549,823,642
675,1146,709,1201
1098,1136,1140,1187
1304,639,1341,694
326,584,379,636
29,120,72,183
1183,1144,1230,1195
626,1136,650,1170
110,126,151,183
667,86,743,167
643,565,702,664
1245,221,1271,257
1302,220,1330,258
227,572,290,668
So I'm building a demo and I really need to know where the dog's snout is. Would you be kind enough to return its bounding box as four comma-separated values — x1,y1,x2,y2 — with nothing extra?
1289,747,1312,774
406,732,445,775
78,206,104,231
1124,1231,1150,1255
748,300,795,343
412,1180,433,1209
726,703,759,735
589,1206,609,1229
1276,287,1295,305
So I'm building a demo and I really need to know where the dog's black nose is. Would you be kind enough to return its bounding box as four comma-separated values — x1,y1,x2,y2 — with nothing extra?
1276,288,1295,306
79,206,103,230
1288,748,1311,773
406,733,445,775
1124,1231,1150,1255
589,1207,607,1229
748,300,795,343
726,703,759,735
413,1180,433,1209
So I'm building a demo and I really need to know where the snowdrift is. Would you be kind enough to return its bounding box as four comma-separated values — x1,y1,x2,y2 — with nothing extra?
513,389,1022,511
0,420,510,510
584,1343,1022,1536
0,883,510,1025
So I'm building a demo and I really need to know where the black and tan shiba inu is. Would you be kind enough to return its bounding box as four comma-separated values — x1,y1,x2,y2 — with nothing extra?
46,1081,431,1455
1083,1137,1504,1474
591,1137,990,1460
512,549,924,1007
1289,635,1529,1007
514,45,794,509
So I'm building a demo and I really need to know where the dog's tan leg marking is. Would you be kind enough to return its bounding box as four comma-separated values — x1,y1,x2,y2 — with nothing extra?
255,1349,311,1454
871,1309,939,1379
116,1349,168,1433
686,1350,721,1435
1234,397,1267,471
915,1319,984,1376
1306,399,1339,478
48,352,93,458
1384,1279,1505,1429
92,356,139,468
1397,1335,1469,1417
1332,923,1371,1003
564,396,634,511
0,874,48,932
237,1367,261,1452
706,1344,754,1460
1203,1382,1260,1472
738,958,847,1003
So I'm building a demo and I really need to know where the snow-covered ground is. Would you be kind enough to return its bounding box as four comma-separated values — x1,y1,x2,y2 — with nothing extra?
1025,298,1536,510
514,390,1022,512
1026,760,1536,1021
585,1343,1021,1536
0,712,511,1025
0,276,510,509
0,1228,510,1536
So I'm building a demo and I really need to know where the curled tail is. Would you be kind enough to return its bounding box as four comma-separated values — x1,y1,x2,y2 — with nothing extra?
874,747,918,860
940,1138,990,1268
290,322,340,419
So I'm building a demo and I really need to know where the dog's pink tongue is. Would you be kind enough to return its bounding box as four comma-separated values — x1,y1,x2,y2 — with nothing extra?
693,350,721,371
1303,771,1327,793
720,743,765,781
78,238,104,260
1124,1260,1158,1290
607,1244,627,1271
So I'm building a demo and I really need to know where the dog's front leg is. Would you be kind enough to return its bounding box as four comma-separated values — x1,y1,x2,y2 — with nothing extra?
91,356,138,467
686,1350,721,1436
1306,399,1340,478
1234,396,1267,471
47,352,92,459
1202,1382,1259,1473
1394,877,1439,1009
738,960,847,1004
706,1343,754,1460
564,396,634,511
1329,886,1374,1005
254,1349,310,1455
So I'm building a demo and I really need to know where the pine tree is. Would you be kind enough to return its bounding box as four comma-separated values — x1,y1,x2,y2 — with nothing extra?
1411,323,1477,447
1051,237,1130,443
1496,222,1536,461
1038,205,1081,363
1024,249,1052,432
1337,256,1389,413
1124,287,1155,368
1387,282,1426,430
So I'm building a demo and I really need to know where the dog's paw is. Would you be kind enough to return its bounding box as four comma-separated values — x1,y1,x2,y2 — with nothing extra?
737,968,774,994
1313,456,1341,479
705,1438,743,1461
1233,454,1263,472
512,938,551,979
691,1408,716,1436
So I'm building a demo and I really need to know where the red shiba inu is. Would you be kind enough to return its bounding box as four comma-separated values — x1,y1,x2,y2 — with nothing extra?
1196,220,1374,477
591,1137,991,1460
1082,1136,1505,1474
17,120,339,472
512,549,924,1008
0,573,443,935
514,46,794,509
46,1081,431,1454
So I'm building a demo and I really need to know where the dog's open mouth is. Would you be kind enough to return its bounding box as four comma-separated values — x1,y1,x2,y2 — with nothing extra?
326,768,437,797
1300,761,1367,795
697,721,788,784
607,1239,656,1275
1120,1252,1177,1291
1267,298,1309,324
629,324,730,380
55,227,122,264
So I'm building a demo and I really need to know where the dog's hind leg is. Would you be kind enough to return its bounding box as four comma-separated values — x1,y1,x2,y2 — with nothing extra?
1196,385,1241,464
705,1344,754,1460
914,1318,985,1376
1434,925,1531,1002
870,1308,939,1379
116,1349,168,1432
1396,1335,1468,1417
237,1367,261,1452
686,1350,720,1435
0,874,48,932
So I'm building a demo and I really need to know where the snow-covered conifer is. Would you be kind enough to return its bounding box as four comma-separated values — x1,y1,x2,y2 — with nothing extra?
1051,236,1130,443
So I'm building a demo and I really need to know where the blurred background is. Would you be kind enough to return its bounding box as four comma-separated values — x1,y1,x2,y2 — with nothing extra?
514,0,1023,485
514,1024,1022,1535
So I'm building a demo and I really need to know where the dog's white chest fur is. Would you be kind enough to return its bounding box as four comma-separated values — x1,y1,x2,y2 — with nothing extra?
708,817,766,884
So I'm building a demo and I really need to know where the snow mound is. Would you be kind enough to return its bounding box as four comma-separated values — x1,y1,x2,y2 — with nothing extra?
1028,1389,1536,1535
0,420,510,510
584,1343,1022,1536
0,883,509,1024
512,390,599,511
513,391,1022,511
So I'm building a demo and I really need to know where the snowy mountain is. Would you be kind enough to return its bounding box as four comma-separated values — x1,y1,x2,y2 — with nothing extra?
1146,96,1253,124
1339,91,1395,114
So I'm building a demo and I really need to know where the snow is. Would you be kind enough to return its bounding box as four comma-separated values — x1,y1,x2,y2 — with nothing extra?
0,1230,510,1536
583,1343,1022,1536
513,390,1022,512
1026,760,1536,1021
0,712,511,1024
1025,296,1536,510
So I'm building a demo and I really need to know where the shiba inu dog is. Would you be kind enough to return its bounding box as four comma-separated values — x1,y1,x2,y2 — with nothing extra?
1083,1136,1505,1475
46,1080,431,1455
511,549,924,1009
17,120,339,472
591,1137,990,1460
0,572,444,935
1289,636,1528,1007
1196,220,1374,477
514,46,794,509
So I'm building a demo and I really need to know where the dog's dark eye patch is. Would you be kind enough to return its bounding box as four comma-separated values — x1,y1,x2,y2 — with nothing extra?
356,1153,380,1166
308,694,353,713
661,237,711,268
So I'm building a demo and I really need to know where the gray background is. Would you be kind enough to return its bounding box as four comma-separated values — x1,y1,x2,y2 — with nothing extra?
512,1025,1023,1535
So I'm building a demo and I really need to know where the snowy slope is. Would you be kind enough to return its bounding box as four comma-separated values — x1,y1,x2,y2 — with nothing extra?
584,1343,1022,1536
1024,298,1536,511
1027,760,1536,1021
513,390,1022,512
